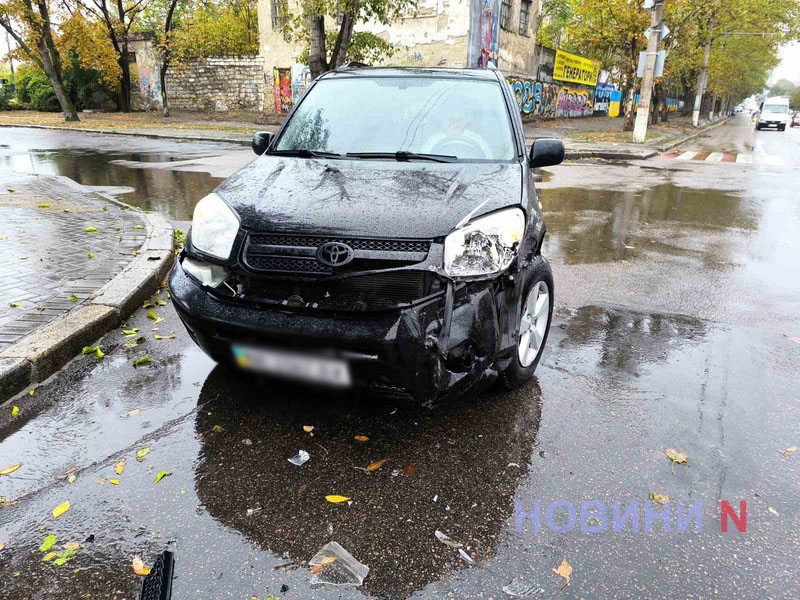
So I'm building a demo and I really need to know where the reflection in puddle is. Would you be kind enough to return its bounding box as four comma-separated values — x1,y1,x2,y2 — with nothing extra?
194,368,542,598
540,184,757,265
0,148,221,221
551,305,708,379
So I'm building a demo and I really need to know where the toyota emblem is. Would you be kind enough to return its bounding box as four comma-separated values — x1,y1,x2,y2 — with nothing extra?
316,241,354,267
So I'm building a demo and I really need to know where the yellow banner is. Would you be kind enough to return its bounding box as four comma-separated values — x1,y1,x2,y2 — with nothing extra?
553,50,600,86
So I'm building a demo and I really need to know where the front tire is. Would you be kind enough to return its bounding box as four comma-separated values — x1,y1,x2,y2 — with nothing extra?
500,258,554,389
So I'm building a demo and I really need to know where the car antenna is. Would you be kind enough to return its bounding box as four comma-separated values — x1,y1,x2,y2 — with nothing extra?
339,61,370,70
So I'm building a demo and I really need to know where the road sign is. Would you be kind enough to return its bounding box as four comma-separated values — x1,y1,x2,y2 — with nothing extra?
643,22,671,42
637,50,666,78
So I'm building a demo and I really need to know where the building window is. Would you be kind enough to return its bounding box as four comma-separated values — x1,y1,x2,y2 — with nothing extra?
519,0,531,36
500,0,512,31
271,0,288,31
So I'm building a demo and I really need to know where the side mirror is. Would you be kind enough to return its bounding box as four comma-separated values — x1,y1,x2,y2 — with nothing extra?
252,131,273,156
529,138,565,168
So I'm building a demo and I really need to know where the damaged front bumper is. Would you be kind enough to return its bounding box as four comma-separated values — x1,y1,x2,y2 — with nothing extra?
168,257,517,402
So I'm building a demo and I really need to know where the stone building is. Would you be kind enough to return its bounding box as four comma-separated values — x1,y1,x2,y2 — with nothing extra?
257,0,544,112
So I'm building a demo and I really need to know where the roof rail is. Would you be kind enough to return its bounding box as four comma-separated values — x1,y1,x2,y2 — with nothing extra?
339,61,370,70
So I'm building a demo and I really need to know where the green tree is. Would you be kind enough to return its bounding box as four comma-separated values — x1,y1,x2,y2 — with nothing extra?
73,0,154,112
770,78,796,97
790,87,800,109
0,0,79,120
280,0,419,80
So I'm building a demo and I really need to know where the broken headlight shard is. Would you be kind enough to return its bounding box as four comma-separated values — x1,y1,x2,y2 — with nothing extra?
444,207,525,277
182,257,228,288
308,541,369,587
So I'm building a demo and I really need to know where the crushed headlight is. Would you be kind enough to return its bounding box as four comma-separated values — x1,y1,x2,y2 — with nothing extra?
444,207,525,277
191,193,239,260
183,257,229,288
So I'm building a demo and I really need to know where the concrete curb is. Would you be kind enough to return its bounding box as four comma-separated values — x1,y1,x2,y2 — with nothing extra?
657,116,734,152
0,184,174,403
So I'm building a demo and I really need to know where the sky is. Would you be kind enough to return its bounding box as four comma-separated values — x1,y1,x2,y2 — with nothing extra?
770,42,800,84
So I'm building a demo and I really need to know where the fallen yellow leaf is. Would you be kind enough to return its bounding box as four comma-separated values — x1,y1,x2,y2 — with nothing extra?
310,555,337,575
28,389,35,396
153,471,172,484
11,406,19,417
110,479,120,485
303,425,314,433
132,556,151,576
0,544,4,551
366,458,388,472
135,447,150,461
42,551,57,562
354,435,369,442
52,501,70,519
115,459,125,475
325,495,350,504
127,409,141,417
212,424,224,432
67,474,77,484
649,491,669,505
0,464,21,476
64,542,80,551
553,559,572,588
769,506,779,516
664,448,688,464
783,446,797,459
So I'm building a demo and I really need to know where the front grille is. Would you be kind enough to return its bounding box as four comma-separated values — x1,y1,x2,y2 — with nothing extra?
242,271,430,310
242,232,431,275
246,255,333,275
249,234,430,254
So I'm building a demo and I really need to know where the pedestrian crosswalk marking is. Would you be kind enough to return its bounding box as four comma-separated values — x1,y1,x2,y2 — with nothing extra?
663,151,784,166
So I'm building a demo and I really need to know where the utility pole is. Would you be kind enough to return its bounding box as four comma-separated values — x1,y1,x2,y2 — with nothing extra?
633,0,666,143
692,19,713,127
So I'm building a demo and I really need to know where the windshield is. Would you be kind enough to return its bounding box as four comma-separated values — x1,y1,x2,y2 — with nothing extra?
763,104,789,114
275,76,516,161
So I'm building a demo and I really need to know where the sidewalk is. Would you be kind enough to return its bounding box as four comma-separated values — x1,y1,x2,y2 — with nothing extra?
0,109,727,160
0,172,174,400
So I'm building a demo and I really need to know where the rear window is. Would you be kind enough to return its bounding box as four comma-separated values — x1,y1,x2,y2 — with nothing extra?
276,77,517,161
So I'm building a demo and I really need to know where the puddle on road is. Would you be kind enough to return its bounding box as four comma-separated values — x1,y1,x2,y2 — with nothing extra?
539,184,758,265
0,148,221,221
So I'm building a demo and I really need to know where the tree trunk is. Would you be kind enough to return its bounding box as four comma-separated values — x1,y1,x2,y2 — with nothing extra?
160,60,170,117
118,50,132,112
308,14,328,80
661,91,669,122
33,24,79,121
623,84,636,132
330,1,360,69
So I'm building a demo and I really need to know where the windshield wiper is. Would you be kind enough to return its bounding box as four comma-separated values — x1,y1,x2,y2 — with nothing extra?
270,149,346,159
346,151,458,163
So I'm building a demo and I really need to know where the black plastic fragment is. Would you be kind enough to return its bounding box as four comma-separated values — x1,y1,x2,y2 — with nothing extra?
139,549,175,600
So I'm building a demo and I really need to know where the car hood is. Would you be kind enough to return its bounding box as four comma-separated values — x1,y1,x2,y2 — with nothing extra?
215,156,524,239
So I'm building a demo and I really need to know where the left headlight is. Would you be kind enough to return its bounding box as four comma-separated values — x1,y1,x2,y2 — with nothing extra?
444,207,525,277
191,193,239,260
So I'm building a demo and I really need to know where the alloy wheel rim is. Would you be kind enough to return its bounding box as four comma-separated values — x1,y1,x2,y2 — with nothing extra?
517,281,550,368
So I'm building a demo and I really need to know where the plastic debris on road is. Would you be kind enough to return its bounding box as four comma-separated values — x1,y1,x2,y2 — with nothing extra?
502,580,545,596
308,542,369,587
458,549,475,564
288,450,310,466
434,530,463,549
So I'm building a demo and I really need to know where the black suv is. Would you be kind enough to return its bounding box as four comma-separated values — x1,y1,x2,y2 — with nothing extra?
168,66,564,402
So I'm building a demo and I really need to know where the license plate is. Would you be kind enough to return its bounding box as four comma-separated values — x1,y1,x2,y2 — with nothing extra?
231,345,352,387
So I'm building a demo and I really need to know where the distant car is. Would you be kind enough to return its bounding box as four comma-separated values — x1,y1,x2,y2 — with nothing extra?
734,106,744,113
755,97,791,131
792,113,800,128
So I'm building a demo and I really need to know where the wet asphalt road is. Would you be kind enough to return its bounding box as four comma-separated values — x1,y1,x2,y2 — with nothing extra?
0,115,799,599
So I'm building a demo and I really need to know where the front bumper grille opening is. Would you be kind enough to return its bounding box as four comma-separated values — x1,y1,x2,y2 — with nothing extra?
242,271,434,311
246,255,333,275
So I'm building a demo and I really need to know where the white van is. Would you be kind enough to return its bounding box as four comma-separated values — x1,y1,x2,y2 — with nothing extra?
756,97,791,131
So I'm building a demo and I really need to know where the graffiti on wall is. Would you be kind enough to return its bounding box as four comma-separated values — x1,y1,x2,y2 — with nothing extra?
593,83,614,115
508,77,596,119
273,67,292,114
467,0,500,68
